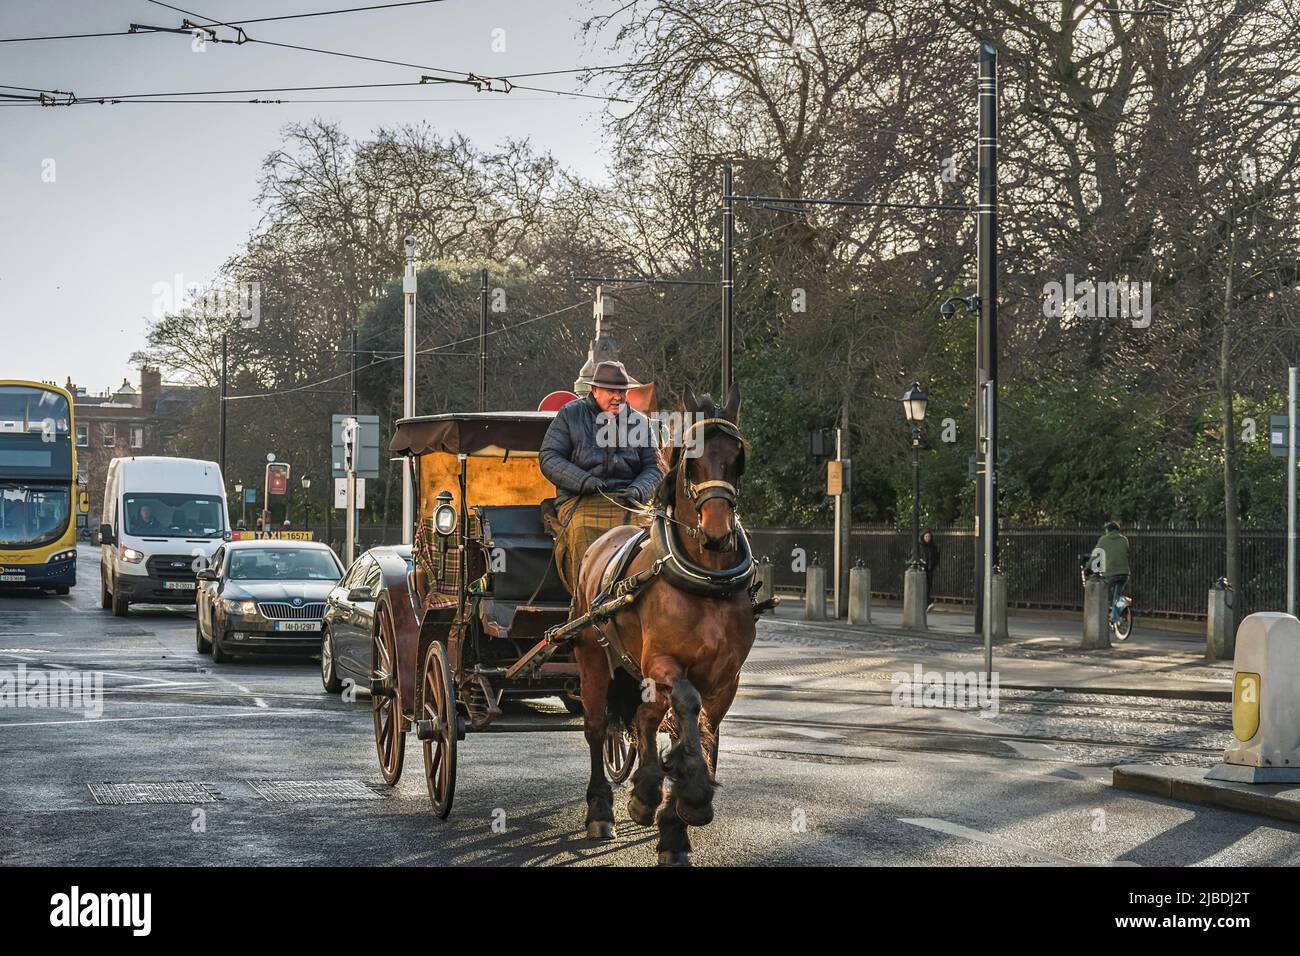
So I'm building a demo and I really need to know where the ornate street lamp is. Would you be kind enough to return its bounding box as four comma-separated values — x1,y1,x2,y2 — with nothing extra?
901,382,928,569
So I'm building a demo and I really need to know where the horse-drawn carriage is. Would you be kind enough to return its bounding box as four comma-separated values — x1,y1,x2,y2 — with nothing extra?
368,411,634,818
371,390,762,864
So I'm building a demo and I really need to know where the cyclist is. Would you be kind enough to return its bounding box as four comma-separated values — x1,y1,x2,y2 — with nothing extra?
1092,521,1130,619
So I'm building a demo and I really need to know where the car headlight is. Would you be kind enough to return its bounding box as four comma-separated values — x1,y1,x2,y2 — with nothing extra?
50,549,77,563
224,599,257,615
119,547,145,564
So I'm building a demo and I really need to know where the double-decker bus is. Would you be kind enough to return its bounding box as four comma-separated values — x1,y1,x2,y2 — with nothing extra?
0,380,85,594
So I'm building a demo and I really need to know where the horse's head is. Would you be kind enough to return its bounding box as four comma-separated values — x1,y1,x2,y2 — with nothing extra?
663,383,747,552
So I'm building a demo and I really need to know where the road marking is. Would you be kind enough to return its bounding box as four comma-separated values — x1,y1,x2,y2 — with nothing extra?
900,817,1086,866
0,709,332,729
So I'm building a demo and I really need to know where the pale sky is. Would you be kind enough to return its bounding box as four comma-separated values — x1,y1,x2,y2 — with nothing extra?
0,0,620,393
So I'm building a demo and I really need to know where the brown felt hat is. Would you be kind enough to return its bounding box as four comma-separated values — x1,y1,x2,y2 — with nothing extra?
580,360,639,390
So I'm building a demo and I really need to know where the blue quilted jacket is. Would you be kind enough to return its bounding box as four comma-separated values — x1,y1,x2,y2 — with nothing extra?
539,395,663,507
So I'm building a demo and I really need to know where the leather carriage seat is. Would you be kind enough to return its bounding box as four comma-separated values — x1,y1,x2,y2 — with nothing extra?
478,504,569,603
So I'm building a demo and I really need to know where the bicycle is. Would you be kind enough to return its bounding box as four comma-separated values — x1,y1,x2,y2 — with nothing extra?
1078,553,1134,641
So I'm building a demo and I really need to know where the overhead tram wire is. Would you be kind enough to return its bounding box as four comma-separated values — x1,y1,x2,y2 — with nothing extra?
224,299,591,401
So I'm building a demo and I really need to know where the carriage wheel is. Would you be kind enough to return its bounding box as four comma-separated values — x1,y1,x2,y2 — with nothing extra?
371,606,406,786
603,719,637,785
420,641,458,819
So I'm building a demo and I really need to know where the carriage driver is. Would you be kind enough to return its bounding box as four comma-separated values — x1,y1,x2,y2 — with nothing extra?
539,361,664,595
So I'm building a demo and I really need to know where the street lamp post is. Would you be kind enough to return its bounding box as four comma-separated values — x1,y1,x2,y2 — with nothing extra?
234,482,244,529
301,476,311,536
901,383,929,569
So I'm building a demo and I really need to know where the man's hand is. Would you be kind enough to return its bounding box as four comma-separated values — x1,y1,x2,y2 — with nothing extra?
621,486,644,505
581,475,607,495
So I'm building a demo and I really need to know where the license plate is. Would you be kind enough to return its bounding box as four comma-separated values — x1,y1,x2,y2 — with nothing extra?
163,580,195,590
1,574,25,582
275,621,320,632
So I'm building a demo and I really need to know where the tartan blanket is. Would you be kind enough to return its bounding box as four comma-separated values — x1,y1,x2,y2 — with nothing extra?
554,493,648,594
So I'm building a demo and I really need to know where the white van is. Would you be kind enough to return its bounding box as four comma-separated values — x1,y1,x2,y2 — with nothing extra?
99,457,230,616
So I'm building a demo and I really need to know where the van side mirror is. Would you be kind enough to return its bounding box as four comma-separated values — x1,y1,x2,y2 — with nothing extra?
195,569,218,582
99,523,115,545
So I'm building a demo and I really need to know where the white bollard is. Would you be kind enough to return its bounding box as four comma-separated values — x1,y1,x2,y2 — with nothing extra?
902,567,927,630
848,561,871,625
1081,577,1111,649
804,563,827,620
1206,613,1300,783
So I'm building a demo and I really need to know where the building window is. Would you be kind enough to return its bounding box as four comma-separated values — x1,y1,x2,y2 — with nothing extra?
129,426,144,449
75,424,88,447
101,424,116,447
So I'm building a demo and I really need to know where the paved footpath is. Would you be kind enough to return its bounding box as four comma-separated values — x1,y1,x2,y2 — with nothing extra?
762,599,1231,699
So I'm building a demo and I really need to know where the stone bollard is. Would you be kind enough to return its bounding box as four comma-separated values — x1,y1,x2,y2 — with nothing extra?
902,566,927,630
1081,576,1111,649
990,572,1009,641
848,559,872,625
1206,579,1235,661
755,556,774,609
804,557,827,621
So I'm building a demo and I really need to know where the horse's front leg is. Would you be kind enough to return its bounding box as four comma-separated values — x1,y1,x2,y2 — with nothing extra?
626,676,672,828
575,639,616,840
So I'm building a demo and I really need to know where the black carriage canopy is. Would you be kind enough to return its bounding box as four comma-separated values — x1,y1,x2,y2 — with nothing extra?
389,412,557,459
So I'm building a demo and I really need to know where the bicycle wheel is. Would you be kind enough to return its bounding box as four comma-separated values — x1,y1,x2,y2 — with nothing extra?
1113,607,1133,641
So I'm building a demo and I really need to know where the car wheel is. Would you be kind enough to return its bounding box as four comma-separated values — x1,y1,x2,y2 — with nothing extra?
321,628,343,694
211,625,232,663
100,576,111,610
195,610,212,654
54,586,70,596
112,589,129,617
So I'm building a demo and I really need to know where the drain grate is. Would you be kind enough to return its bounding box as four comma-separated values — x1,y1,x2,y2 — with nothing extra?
88,781,219,805
247,779,387,802
749,749,894,765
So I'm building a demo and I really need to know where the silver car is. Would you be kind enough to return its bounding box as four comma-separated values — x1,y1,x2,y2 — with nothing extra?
195,540,344,663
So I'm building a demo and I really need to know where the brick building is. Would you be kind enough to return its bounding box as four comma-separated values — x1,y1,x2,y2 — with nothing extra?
70,368,200,520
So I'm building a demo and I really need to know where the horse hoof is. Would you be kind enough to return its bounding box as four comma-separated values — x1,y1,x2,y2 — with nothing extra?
676,800,714,826
586,820,616,840
627,796,657,827
657,851,691,867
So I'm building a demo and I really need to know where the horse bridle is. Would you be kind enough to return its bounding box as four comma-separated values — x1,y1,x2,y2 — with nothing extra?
676,416,748,547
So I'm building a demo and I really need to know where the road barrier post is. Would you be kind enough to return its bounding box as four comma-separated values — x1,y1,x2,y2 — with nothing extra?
848,559,871,625
804,557,826,621
902,567,927,630
1081,576,1111,649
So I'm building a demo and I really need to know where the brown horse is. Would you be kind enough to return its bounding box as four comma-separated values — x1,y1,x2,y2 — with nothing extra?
571,384,756,866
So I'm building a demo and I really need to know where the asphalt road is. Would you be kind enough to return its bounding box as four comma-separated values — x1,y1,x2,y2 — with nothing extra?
2,545,1299,867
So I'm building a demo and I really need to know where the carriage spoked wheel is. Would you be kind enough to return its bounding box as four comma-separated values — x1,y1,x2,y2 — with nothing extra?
371,605,406,787
603,718,637,785
418,640,458,819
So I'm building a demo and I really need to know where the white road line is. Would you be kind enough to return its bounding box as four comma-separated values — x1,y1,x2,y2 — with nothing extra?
0,708,333,729
900,817,1103,866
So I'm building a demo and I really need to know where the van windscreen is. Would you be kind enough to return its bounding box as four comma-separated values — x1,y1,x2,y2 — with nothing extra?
124,493,225,538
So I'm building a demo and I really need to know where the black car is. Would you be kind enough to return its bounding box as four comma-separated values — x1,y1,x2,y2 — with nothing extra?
195,540,344,662
320,546,411,693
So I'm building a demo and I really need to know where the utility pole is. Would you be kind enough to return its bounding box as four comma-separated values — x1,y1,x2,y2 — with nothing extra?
1289,367,1297,616
479,267,488,412
974,41,999,635
219,333,228,477
401,236,417,545
343,417,358,567
720,161,735,397
349,325,358,417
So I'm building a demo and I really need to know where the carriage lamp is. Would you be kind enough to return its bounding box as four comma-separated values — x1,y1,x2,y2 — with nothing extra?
433,491,457,536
